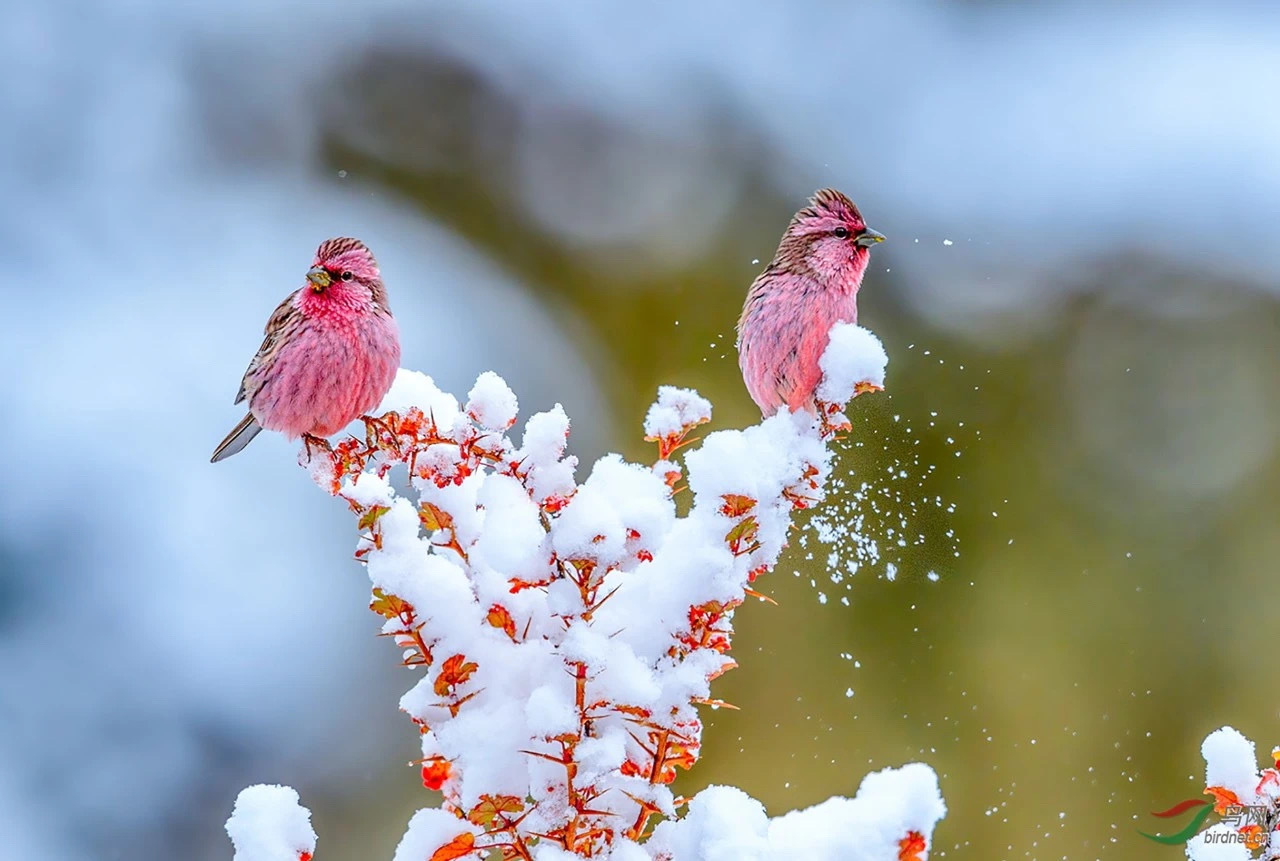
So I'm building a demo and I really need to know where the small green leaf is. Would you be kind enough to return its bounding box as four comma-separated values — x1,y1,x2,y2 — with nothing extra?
358,505,389,531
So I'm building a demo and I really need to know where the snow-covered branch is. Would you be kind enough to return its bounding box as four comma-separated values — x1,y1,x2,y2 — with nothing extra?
225,323,946,860
1182,727,1280,860
226,785,316,861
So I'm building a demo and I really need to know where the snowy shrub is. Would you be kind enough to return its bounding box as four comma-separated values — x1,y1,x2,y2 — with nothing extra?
1180,727,1280,860
226,324,946,860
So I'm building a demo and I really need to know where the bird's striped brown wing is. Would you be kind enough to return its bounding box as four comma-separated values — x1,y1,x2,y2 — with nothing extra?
235,291,300,404
735,266,773,344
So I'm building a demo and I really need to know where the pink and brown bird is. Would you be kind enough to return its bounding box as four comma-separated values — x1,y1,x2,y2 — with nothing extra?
736,188,885,415
211,237,401,462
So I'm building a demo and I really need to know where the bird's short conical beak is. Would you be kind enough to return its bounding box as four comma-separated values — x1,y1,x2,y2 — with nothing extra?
855,228,886,247
306,267,332,291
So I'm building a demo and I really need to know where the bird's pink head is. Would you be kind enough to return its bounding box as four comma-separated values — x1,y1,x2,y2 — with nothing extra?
777,188,885,289
301,237,391,313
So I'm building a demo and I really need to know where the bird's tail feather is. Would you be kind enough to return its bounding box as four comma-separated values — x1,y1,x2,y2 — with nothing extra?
211,413,262,463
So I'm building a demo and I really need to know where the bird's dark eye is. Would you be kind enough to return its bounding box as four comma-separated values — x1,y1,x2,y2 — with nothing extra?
340,270,354,281
833,226,850,239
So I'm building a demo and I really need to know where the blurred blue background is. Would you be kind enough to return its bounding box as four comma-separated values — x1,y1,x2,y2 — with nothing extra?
2,1,1279,858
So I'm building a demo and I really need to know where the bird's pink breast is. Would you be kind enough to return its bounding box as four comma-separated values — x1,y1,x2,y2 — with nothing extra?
252,311,400,439
739,272,858,415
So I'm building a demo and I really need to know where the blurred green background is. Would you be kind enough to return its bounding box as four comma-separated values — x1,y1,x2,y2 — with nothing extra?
6,2,1279,859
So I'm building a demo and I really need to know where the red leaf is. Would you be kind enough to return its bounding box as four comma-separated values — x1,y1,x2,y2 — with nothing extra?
428,832,476,861
419,502,454,531
509,575,554,593
1205,785,1242,814
435,654,479,696
486,605,517,640
620,760,644,777
542,495,570,514
720,494,756,517
421,758,451,791
898,831,926,861
466,794,524,827
369,588,412,620
706,658,737,681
